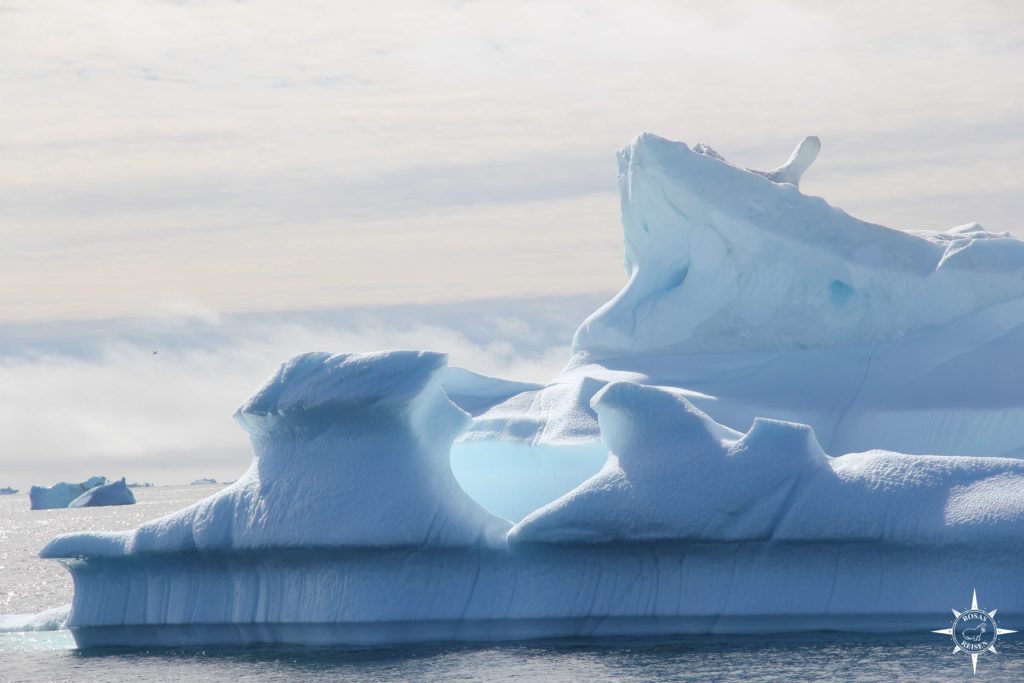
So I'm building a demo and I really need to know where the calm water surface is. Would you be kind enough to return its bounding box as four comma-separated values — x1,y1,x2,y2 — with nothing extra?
2,487,1023,681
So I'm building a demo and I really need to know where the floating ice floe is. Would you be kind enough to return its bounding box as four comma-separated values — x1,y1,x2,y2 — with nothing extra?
0,605,70,633
40,134,1024,648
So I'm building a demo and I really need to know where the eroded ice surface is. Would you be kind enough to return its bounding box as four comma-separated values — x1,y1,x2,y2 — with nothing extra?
43,351,509,561
512,382,1024,544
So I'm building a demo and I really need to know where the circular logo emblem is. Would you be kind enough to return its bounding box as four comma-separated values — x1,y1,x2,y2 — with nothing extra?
952,609,998,653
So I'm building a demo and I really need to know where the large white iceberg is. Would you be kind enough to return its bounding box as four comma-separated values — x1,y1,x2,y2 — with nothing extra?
40,134,1024,648
42,353,1024,647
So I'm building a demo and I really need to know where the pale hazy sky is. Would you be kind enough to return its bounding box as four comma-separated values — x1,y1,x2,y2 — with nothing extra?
3,0,1023,321
2,1,1023,485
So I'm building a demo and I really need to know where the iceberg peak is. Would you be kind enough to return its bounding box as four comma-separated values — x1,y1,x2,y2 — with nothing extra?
572,132,1024,360
753,135,821,187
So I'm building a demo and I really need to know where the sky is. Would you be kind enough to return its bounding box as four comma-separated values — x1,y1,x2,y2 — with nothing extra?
2,0,1023,486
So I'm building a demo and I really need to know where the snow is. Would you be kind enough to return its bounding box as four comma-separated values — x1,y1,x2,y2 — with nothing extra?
511,382,1024,544
42,350,509,561
29,476,107,510
38,133,1024,648
68,477,136,508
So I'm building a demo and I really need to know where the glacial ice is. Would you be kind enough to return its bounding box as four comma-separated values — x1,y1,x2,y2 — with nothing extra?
68,478,135,508
43,351,509,561
455,134,1024,515
29,476,107,510
512,382,1024,545
40,133,1024,648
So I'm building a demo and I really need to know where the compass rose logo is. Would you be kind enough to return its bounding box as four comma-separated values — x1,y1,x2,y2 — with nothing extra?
933,589,1016,674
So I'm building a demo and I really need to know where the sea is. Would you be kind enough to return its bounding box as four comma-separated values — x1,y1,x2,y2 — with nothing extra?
2,486,1024,682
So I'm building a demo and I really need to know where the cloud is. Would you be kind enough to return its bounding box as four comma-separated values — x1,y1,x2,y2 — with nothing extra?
1,0,1021,323
0,295,608,489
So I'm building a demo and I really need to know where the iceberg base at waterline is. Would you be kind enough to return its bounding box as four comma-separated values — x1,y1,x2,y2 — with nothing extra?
52,542,1024,648
41,352,1024,647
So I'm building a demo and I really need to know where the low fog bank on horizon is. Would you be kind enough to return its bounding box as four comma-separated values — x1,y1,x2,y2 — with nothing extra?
0,294,609,490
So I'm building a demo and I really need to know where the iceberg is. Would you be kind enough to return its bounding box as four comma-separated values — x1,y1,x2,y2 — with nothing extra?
40,134,1024,648
190,478,217,485
41,353,1024,647
453,134,1024,517
0,486,17,495
512,382,1024,546
29,476,107,510
68,477,136,508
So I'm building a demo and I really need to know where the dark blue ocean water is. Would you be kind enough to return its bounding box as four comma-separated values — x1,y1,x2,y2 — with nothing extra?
5,631,1024,682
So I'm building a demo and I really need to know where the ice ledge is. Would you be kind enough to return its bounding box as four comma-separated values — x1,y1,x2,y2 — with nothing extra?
510,382,1024,546
43,351,511,558
234,350,449,438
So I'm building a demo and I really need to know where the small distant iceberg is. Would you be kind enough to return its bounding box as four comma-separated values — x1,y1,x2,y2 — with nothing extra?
0,486,17,495
190,478,217,485
29,476,107,510
127,481,154,489
69,478,135,508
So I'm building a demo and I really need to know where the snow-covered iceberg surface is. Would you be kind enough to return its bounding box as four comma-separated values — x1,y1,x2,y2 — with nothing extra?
453,134,1024,519
42,351,1024,647
68,478,135,508
29,476,107,510
513,382,1024,545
